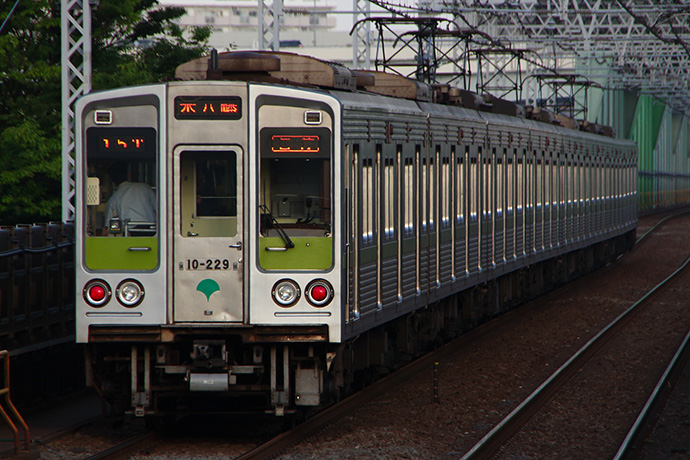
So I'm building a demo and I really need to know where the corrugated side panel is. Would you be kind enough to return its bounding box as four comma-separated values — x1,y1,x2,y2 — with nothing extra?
543,204,553,248
439,240,453,285
454,231,467,277
401,251,417,298
565,206,573,243
358,261,378,316
468,236,480,275
534,208,544,250
380,257,398,307
605,198,614,230
428,244,437,286
558,205,567,245
481,230,492,269
419,246,431,294
494,229,505,266
342,117,369,139
505,217,515,261
525,223,535,254
576,207,585,241
515,213,524,257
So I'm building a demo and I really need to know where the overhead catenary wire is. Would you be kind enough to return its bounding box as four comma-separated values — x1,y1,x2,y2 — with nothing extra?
0,0,21,35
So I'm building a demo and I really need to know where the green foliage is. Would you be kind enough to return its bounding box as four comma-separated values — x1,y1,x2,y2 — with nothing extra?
0,0,209,225
0,0,62,224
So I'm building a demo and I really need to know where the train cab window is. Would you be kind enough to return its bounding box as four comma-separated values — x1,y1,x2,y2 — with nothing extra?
258,127,332,270
84,127,158,238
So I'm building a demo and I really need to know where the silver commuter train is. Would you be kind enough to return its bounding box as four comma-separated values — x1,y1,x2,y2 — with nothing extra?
75,51,637,417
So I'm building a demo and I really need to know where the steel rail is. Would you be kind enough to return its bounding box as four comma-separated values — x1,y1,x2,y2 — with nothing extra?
613,327,690,459
635,208,690,244
83,431,157,460
460,241,690,459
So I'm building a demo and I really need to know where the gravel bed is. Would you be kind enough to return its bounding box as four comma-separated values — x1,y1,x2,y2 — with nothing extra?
637,346,690,460
30,414,279,460
498,235,690,459
278,212,690,459
34,419,147,460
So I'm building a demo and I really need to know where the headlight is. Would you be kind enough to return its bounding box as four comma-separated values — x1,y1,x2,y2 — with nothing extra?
306,279,333,307
83,279,111,307
116,279,144,307
272,279,300,307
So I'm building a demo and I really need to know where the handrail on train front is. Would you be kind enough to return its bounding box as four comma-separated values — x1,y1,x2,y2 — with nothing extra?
0,350,30,454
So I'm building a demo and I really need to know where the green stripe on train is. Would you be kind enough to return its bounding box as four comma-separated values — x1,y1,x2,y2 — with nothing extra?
85,237,158,271
259,237,332,270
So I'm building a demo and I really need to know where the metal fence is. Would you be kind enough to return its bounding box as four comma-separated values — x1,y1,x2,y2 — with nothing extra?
0,223,75,354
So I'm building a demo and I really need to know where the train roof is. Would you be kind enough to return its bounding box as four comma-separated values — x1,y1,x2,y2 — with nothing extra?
175,50,621,140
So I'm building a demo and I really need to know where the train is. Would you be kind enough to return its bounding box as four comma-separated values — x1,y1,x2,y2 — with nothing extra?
74,51,638,418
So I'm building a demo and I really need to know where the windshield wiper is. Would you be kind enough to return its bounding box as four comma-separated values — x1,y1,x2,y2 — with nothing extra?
259,204,295,250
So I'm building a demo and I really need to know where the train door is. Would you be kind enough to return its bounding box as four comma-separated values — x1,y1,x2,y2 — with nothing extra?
173,145,244,322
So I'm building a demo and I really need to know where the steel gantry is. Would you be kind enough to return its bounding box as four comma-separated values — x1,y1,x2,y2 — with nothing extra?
61,0,94,222
258,0,282,51
359,0,690,111
351,1,690,211
353,0,372,69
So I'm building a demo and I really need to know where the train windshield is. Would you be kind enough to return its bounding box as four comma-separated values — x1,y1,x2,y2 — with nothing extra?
258,127,332,270
84,127,158,238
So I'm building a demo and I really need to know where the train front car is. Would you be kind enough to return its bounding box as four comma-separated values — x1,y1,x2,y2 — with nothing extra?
75,81,342,417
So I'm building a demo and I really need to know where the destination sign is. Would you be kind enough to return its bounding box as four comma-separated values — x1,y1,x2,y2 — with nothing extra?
174,96,242,120
271,135,321,154
87,127,156,157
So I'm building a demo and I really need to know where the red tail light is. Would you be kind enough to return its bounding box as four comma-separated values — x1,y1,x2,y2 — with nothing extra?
83,279,111,307
306,279,333,307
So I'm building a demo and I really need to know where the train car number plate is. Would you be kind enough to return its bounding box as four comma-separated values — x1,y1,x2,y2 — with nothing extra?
186,259,231,270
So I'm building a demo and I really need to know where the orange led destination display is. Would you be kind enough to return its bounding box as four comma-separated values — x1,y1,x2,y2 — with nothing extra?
174,96,242,120
87,127,156,157
271,135,321,153
100,137,145,150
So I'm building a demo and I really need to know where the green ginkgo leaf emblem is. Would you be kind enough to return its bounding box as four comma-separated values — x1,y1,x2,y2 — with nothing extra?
196,279,220,301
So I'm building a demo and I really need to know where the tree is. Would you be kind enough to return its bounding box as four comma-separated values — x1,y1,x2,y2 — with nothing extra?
0,0,209,225
91,0,210,89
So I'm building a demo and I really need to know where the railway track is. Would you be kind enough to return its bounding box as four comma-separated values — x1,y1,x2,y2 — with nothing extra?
460,212,690,459
37,210,690,459
614,326,690,459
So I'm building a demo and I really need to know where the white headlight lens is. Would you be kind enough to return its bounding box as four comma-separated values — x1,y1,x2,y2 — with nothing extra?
116,280,144,307
272,279,300,307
